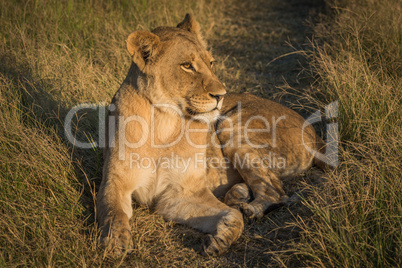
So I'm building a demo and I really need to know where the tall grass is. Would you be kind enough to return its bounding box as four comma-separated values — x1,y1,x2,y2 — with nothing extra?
0,74,94,266
292,0,402,266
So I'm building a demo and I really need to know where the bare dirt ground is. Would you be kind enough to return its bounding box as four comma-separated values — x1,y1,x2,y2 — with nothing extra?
205,1,325,266
212,0,324,104
108,0,326,266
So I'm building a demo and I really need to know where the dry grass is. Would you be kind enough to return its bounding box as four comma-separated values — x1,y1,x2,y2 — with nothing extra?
280,0,402,267
1,0,400,266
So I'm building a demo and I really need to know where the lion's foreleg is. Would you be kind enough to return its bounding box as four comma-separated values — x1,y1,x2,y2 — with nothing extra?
156,187,244,256
97,174,133,254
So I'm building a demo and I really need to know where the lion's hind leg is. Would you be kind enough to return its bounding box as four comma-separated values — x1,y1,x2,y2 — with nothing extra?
156,187,244,256
233,166,289,219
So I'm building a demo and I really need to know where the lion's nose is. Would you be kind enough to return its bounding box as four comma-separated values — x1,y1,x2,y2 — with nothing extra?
209,93,225,103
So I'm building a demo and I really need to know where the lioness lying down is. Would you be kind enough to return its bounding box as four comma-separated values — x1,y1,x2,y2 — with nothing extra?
97,14,326,256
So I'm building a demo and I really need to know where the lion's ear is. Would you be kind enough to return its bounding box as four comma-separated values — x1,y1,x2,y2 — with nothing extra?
177,13,207,48
127,31,160,71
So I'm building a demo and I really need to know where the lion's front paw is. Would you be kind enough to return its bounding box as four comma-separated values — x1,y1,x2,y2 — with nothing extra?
100,221,132,255
202,210,244,256
202,234,229,256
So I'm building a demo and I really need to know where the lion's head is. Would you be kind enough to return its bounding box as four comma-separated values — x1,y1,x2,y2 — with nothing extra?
126,14,226,122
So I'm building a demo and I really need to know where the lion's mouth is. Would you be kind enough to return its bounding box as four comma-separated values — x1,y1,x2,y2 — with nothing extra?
185,107,218,116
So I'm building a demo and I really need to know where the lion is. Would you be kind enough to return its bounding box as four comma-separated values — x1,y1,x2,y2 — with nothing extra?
97,14,326,256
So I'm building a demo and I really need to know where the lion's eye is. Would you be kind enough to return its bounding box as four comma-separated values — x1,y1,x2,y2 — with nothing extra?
210,61,217,69
181,63,194,71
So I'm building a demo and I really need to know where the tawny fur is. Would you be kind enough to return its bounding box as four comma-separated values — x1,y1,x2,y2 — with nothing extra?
206,93,324,219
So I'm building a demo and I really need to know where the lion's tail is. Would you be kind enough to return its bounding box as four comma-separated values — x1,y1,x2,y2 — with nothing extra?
313,136,334,171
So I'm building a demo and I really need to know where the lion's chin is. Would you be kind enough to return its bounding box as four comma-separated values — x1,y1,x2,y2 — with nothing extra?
187,108,220,123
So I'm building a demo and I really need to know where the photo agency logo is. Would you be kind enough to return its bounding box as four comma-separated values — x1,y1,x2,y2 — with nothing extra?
303,101,339,168
64,101,339,168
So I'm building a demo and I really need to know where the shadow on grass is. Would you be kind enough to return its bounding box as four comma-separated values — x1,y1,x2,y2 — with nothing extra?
0,52,102,232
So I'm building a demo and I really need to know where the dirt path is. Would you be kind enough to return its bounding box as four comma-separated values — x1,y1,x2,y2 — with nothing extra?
212,0,324,108
206,0,325,266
